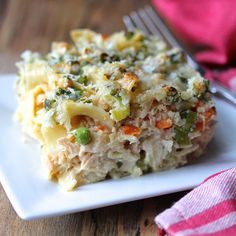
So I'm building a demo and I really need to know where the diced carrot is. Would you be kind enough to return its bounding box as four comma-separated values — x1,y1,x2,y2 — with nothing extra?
196,101,204,108
57,77,73,88
68,135,75,143
196,121,204,132
192,101,204,111
102,34,109,40
196,107,216,132
155,118,173,129
122,125,141,136
205,107,216,122
67,79,74,87
97,124,108,132
84,48,92,54
103,74,109,80
52,42,69,52
71,115,87,129
117,72,139,91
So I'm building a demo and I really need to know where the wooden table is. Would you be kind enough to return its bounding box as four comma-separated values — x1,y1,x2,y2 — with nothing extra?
0,0,189,235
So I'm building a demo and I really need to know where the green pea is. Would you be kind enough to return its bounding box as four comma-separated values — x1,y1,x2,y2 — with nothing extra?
74,127,91,145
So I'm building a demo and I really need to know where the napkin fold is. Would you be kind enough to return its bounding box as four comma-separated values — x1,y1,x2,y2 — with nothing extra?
152,0,236,92
155,168,236,236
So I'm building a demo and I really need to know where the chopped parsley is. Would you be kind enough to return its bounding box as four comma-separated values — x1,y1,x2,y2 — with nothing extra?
110,89,118,96
169,50,185,64
55,88,83,101
80,97,92,103
76,75,88,84
179,76,188,84
100,53,120,63
175,110,197,145
69,90,84,101
44,99,56,111
116,161,123,168
125,31,135,40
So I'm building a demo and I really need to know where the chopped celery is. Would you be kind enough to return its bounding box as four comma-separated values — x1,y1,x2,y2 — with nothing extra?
174,126,190,145
103,94,119,106
111,103,130,121
104,94,130,121
185,111,197,131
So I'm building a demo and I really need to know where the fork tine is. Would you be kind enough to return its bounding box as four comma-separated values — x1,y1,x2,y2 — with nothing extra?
144,5,180,48
130,11,149,35
144,5,201,70
123,16,136,32
124,5,200,70
123,6,236,106
137,9,164,39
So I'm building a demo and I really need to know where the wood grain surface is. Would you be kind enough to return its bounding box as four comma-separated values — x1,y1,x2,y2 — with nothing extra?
0,0,189,235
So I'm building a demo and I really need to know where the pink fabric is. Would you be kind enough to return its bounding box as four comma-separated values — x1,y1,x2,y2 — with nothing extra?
152,0,236,92
155,168,236,236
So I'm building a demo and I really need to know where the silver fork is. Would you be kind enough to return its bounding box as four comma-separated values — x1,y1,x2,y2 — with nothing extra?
123,5,236,106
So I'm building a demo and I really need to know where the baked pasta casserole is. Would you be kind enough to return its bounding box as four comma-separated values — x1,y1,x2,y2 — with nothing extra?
15,30,216,190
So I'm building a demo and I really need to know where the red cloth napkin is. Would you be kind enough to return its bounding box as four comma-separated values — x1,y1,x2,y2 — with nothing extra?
155,168,236,236
152,0,236,92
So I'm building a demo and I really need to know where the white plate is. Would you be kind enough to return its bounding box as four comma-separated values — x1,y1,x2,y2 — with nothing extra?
0,74,236,220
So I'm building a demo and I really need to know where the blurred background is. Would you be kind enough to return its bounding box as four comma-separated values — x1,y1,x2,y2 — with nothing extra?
0,0,150,73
